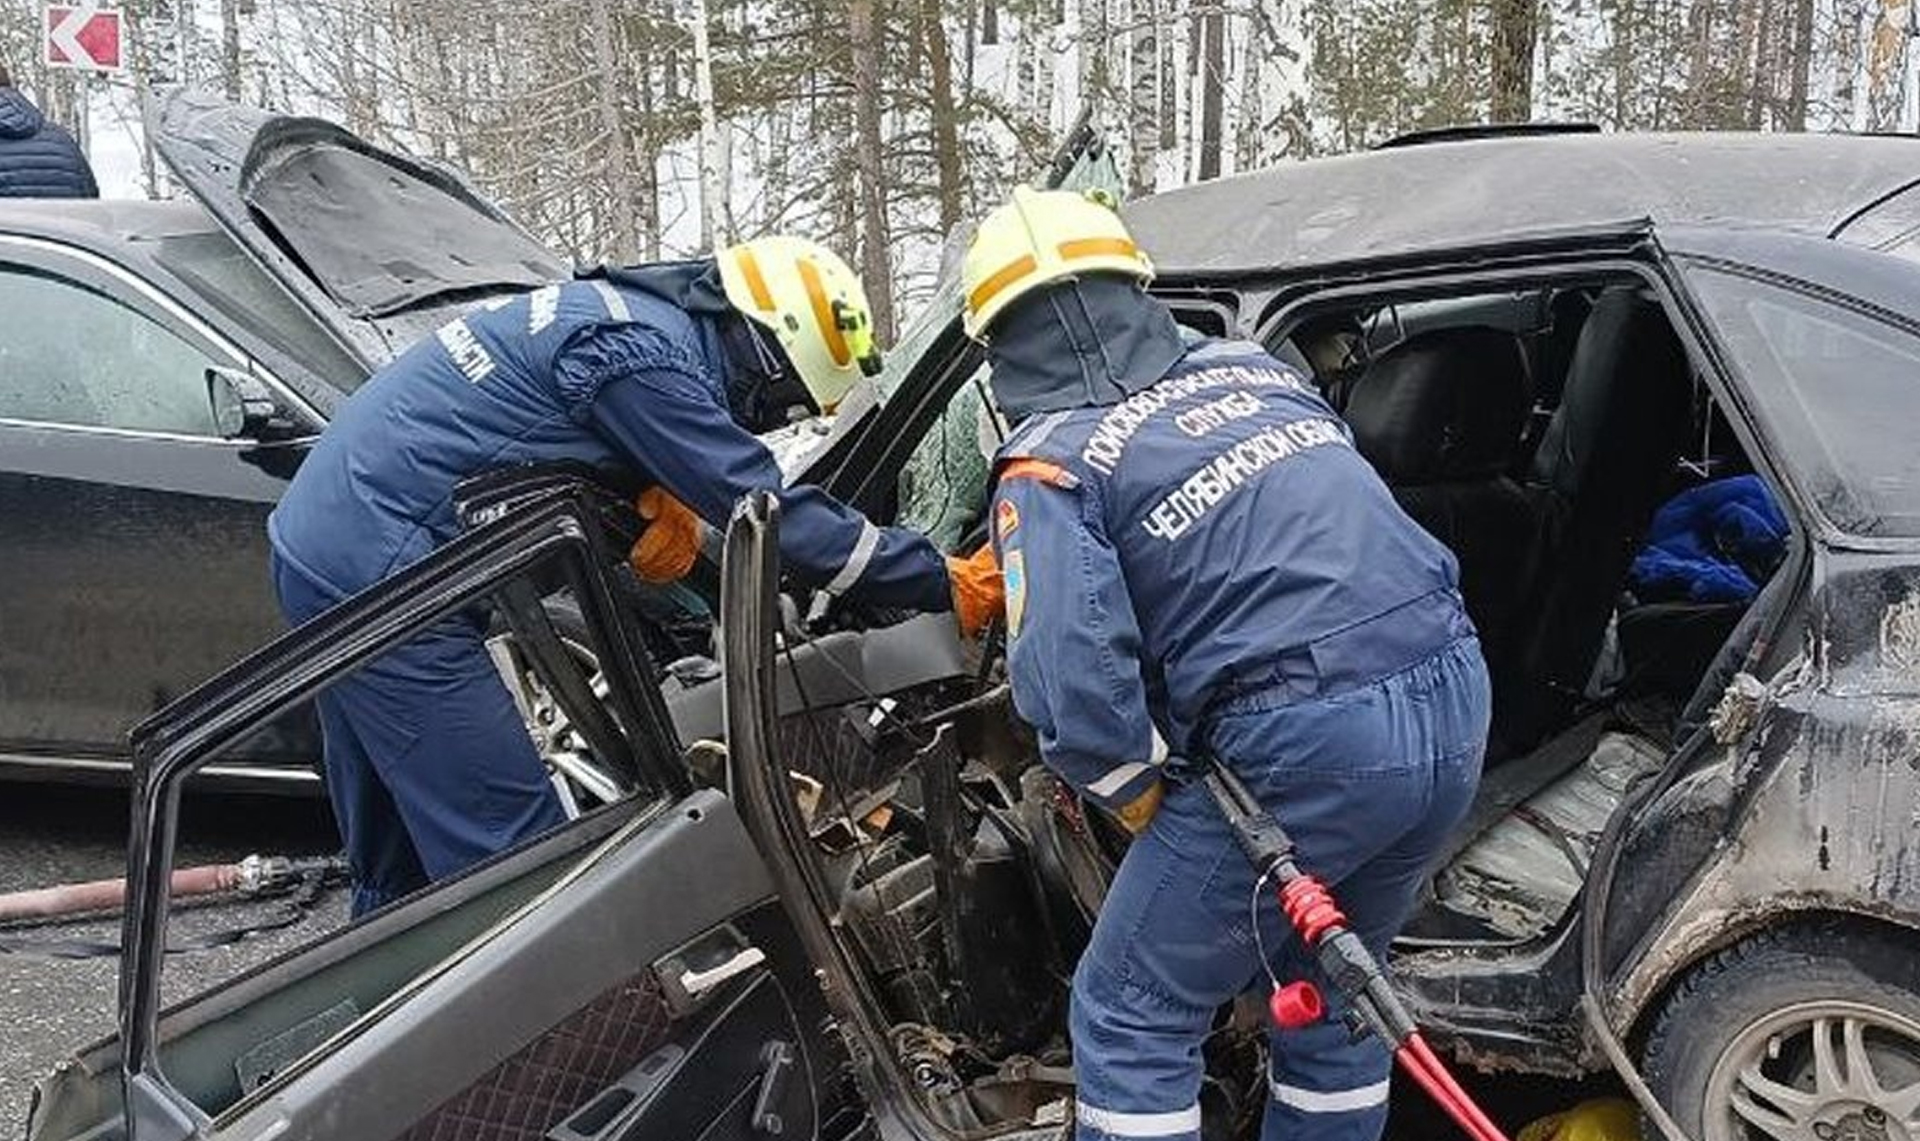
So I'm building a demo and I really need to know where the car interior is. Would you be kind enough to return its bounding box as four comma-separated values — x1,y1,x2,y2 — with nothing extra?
688,269,1799,1134
36,272,1797,1141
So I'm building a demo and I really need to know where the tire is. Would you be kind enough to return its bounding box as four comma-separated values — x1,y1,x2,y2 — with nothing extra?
1642,919,1920,1141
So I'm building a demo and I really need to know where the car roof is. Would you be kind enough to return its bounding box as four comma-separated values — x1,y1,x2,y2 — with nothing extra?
0,197,222,269
1126,132,1920,276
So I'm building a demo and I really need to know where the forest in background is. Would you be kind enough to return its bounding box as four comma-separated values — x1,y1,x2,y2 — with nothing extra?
2,0,1917,332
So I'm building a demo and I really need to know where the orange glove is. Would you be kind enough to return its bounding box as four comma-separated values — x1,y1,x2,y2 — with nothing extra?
947,545,1004,638
1113,781,1165,835
628,487,706,584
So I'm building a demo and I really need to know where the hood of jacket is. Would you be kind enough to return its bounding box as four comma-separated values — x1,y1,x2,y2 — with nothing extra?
584,258,808,433
0,88,46,140
982,274,1188,423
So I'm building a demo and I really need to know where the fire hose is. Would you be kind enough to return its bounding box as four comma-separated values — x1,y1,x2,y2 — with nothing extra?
0,854,348,960
1202,762,1513,1141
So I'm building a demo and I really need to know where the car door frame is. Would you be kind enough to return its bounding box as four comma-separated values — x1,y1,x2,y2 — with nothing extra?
1592,228,1920,1017
116,487,699,1139
0,232,323,438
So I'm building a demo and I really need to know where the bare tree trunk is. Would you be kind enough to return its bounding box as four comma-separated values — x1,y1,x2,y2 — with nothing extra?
1032,11,1058,131
1614,0,1638,128
1235,9,1262,171
983,0,999,44
690,0,729,250
1081,0,1109,105
590,0,639,261
1129,0,1158,195
220,0,243,99
1197,2,1224,181
1159,14,1178,151
849,0,897,342
925,0,965,231
1734,0,1763,127
1786,0,1815,128
1490,0,1537,121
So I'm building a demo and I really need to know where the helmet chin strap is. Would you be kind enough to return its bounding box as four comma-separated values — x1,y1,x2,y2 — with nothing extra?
718,313,811,433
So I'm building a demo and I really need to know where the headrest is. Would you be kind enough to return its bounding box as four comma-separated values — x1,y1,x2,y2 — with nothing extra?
1343,325,1532,484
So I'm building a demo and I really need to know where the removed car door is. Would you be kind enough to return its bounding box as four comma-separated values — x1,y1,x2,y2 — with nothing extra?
43,490,849,1141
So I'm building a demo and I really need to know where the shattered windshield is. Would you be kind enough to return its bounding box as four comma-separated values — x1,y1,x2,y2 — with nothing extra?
887,141,1128,550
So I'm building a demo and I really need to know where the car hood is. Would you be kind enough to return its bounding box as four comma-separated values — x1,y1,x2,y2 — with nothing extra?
152,87,569,366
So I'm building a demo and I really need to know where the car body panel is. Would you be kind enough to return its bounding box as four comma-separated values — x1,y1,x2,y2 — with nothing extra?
0,227,321,774
0,88,581,787
1126,132,1920,277
0,203,363,415
152,86,567,366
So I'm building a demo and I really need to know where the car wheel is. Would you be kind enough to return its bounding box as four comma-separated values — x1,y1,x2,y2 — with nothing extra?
485,599,627,816
1643,921,1920,1141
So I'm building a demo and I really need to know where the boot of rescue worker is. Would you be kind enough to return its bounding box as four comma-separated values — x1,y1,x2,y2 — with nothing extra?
963,188,1491,1141
268,237,975,916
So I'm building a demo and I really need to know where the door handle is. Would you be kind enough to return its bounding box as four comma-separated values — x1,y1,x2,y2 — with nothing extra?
676,946,766,997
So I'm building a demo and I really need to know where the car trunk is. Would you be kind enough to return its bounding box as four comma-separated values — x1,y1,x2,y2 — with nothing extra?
152,87,570,368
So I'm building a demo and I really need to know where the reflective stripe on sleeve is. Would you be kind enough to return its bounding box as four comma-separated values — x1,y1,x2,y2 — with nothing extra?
1268,1078,1391,1114
1075,1102,1202,1138
1088,730,1170,800
592,280,631,321
824,519,882,594
1087,762,1150,799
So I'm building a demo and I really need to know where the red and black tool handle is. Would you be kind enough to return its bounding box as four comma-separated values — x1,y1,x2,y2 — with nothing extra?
1200,764,1513,1141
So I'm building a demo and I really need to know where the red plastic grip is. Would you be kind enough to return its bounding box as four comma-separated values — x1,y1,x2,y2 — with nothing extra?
1278,875,1348,945
1269,980,1325,1029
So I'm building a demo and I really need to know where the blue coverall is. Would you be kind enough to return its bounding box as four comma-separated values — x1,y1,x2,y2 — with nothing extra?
270,273,950,914
985,281,1490,1141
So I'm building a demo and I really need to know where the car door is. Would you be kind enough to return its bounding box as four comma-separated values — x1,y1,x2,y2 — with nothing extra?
0,235,321,779
81,489,849,1141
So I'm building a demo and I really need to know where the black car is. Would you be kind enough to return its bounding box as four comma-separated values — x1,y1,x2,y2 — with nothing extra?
0,87,568,790
28,129,1920,1141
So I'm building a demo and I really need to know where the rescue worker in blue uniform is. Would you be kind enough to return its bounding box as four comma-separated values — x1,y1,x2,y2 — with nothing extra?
963,189,1491,1141
271,237,1003,915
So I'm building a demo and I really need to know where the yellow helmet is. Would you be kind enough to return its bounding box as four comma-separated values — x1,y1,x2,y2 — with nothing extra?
962,186,1154,340
717,235,883,412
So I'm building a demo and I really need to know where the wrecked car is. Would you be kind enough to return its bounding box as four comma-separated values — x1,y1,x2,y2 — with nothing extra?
0,88,828,793
0,87,567,790
28,128,1920,1141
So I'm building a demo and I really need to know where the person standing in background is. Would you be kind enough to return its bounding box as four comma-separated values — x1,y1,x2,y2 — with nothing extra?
0,63,98,198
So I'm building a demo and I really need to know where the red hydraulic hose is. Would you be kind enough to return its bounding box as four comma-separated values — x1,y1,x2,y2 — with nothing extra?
1400,1033,1511,1141
1203,763,1515,1141
0,863,243,922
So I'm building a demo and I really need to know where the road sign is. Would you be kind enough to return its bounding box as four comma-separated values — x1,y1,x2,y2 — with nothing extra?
43,5,123,73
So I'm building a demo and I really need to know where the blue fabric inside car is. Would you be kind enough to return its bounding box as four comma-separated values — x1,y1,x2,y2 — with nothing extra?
1629,475,1789,604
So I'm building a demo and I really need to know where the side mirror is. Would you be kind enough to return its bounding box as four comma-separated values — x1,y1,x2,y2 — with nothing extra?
207,366,305,442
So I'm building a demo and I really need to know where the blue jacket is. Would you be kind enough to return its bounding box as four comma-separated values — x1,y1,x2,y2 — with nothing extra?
990,338,1471,810
1629,474,1788,604
0,88,97,198
269,276,950,611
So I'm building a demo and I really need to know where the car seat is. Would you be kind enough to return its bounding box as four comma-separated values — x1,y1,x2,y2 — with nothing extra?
1342,325,1539,702
1501,286,1694,752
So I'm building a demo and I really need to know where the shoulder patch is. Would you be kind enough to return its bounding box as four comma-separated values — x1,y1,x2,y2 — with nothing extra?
999,458,1079,488
1004,548,1027,638
995,498,1020,543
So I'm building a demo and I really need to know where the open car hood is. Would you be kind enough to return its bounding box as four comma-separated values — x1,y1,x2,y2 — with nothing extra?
152,87,569,366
